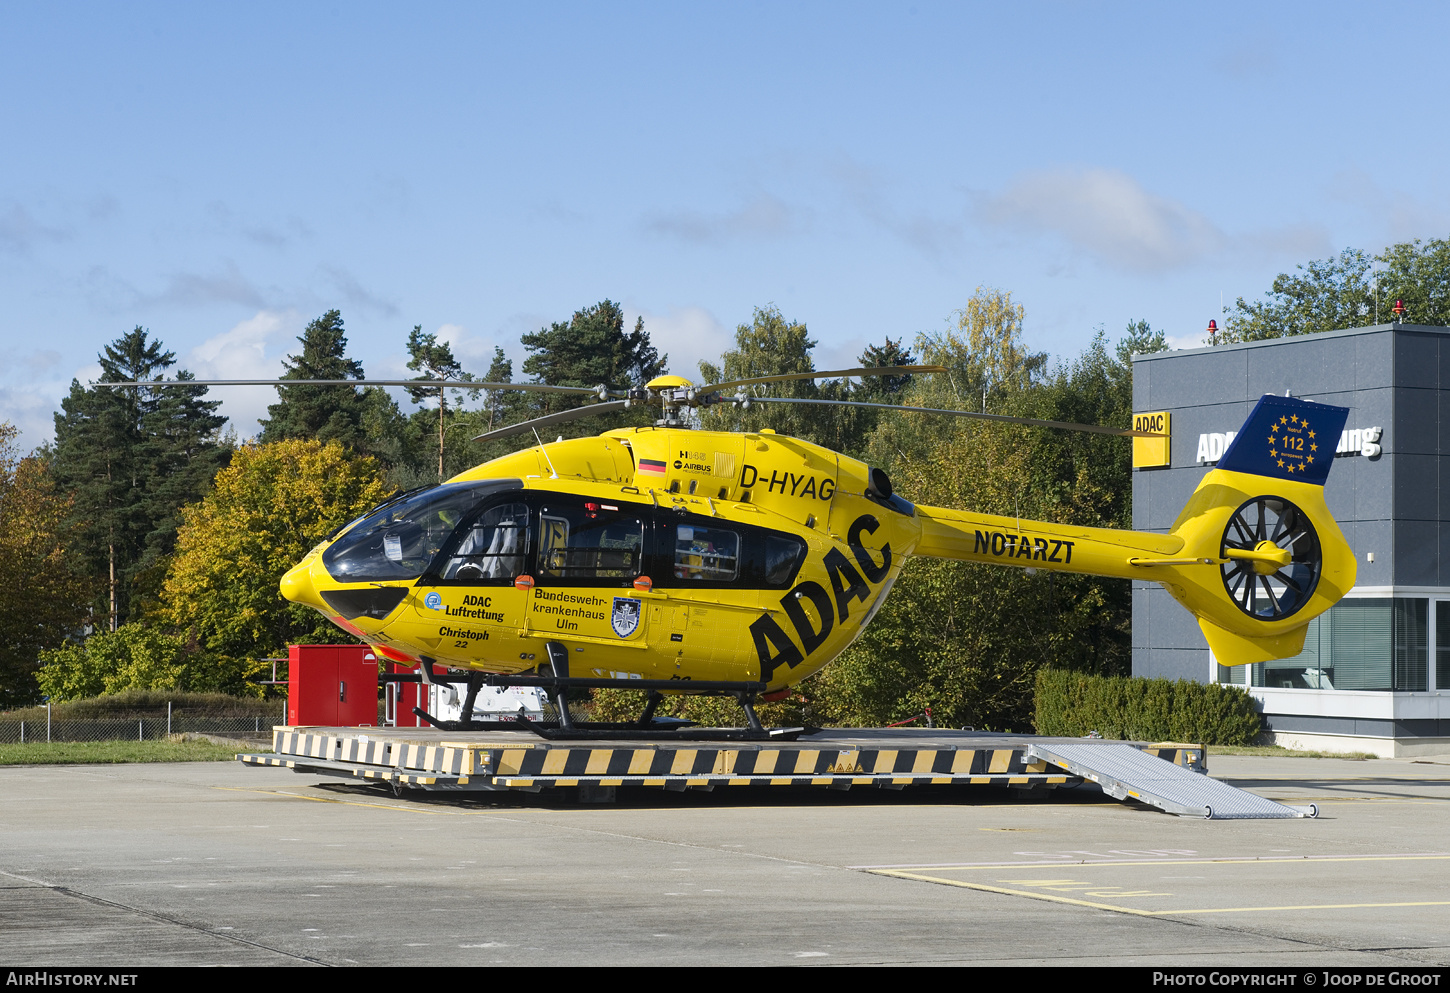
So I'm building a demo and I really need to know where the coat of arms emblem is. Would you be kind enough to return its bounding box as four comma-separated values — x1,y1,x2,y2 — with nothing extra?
611,597,641,638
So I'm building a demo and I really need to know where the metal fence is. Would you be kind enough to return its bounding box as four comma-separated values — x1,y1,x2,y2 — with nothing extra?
0,704,281,744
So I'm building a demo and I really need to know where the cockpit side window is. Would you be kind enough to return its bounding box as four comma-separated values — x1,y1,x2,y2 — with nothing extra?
438,502,531,581
321,482,517,583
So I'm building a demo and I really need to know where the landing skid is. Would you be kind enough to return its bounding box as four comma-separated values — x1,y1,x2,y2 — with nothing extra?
411,709,807,742
515,717,807,742
410,644,804,742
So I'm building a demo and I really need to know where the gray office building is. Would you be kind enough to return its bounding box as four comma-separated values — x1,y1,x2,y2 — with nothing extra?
1132,322,1450,756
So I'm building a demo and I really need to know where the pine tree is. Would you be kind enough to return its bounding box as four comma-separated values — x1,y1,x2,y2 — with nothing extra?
51,328,227,630
404,326,477,483
480,346,520,434
135,369,229,590
514,300,666,437
521,301,665,405
260,310,370,449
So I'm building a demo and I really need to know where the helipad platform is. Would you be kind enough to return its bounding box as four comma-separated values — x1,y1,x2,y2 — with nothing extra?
234,726,1313,818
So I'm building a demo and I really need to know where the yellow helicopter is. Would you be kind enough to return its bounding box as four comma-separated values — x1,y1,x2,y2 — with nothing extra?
257,367,1355,739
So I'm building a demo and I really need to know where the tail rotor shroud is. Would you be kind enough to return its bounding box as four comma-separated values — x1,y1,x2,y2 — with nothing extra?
1219,496,1322,622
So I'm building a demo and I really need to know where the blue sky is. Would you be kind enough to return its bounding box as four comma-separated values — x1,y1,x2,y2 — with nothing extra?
3,2,1448,450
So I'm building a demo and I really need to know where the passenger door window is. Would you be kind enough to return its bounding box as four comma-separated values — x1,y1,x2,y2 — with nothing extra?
537,501,646,583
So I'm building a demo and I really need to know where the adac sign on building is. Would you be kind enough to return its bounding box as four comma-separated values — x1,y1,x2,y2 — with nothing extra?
1194,425,1382,465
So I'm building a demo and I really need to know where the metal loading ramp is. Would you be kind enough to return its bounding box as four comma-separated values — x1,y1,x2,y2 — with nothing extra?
1027,742,1316,819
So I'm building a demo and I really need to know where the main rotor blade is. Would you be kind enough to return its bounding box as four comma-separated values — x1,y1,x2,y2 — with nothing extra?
95,379,605,395
700,365,947,395
472,400,631,442
743,396,1165,437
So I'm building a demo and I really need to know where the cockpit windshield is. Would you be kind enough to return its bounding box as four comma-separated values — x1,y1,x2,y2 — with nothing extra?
322,481,517,582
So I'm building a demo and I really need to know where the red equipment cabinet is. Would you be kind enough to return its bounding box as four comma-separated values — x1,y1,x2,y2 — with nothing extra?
286,645,379,726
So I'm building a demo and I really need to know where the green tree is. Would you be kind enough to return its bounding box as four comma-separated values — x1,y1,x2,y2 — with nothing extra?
813,336,920,457
805,299,1157,731
934,286,1047,400
521,300,666,394
37,625,186,700
404,325,479,484
1377,238,1450,325
260,310,371,449
51,328,227,630
698,305,821,438
1221,249,1377,342
1221,239,1450,343
133,370,230,597
35,623,264,701
1116,318,1168,364
514,301,666,438
479,345,523,435
162,439,391,660
853,336,919,403
358,385,418,488
0,425,92,706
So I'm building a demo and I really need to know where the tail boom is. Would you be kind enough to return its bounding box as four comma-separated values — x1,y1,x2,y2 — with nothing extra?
911,394,1355,667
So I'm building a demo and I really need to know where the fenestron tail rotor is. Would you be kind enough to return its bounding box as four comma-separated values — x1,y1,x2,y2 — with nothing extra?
1218,496,1323,621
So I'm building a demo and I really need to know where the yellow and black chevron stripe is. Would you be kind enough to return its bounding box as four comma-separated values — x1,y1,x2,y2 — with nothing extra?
253,729,1203,793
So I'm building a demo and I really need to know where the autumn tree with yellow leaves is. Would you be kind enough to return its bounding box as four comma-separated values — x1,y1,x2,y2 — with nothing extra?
162,439,391,661
0,424,92,706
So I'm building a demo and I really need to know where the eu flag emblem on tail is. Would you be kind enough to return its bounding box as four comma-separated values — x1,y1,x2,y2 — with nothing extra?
1217,395,1351,487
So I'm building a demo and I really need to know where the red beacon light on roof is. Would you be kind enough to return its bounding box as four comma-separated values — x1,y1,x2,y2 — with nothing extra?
1392,299,1406,321
1207,319,1218,339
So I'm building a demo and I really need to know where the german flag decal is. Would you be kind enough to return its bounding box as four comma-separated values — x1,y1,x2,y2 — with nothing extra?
638,458,667,476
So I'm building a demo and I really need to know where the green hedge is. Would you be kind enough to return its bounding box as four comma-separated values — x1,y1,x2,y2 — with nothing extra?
1033,669,1261,745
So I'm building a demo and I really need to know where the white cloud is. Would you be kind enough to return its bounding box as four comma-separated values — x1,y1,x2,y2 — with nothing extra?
185,309,302,441
1164,333,1209,351
319,265,399,317
435,323,505,374
0,202,70,254
20,350,62,374
1214,35,1279,81
71,360,103,384
142,260,270,310
976,168,1226,273
0,383,63,454
644,193,802,245
0,353,99,452
372,324,512,414
831,156,963,259
1243,222,1333,260
625,305,734,381
1327,168,1450,246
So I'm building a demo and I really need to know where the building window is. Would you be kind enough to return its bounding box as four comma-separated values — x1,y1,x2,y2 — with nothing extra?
1437,602,1450,691
1240,598,1428,691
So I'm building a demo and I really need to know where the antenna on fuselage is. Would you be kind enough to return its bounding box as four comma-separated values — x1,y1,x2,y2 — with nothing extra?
532,428,560,479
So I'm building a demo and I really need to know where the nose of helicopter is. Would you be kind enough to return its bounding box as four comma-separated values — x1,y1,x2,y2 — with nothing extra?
279,557,325,610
